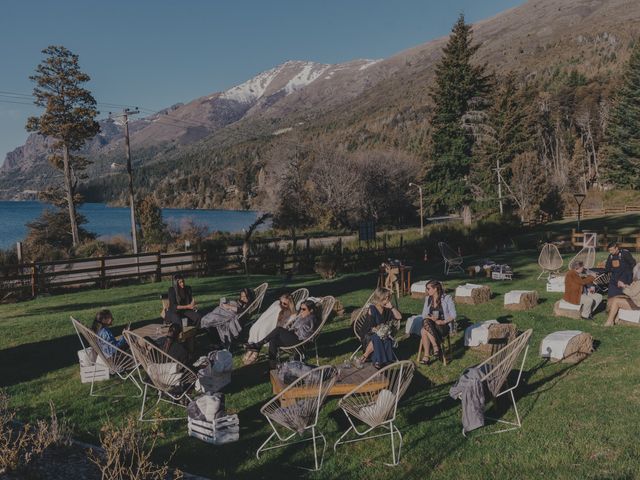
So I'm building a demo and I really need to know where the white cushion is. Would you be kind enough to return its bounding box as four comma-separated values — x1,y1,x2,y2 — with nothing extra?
547,276,565,292
405,315,423,336
464,320,498,347
618,309,640,323
558,299,581,311
359,389,396,424
540,330,583,359
77,348,97,367
504,290,533,305
455,283,482,297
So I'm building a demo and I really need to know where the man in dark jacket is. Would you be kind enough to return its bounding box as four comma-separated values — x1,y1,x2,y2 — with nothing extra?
606,242,636,297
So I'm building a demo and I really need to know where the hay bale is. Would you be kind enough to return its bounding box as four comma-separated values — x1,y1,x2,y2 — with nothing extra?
504,290,538,311
455,284,491,305
333,299,345,317
553,300,582,319
561,332,593,363
470,323,517,355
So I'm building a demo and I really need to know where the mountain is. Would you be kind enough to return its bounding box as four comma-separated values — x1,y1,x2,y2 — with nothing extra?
1,0,639,204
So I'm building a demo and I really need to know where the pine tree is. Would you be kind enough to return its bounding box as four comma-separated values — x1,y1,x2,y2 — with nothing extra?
26,45,100,247
426,14,489,218
137,195,167,249
602,39,640,188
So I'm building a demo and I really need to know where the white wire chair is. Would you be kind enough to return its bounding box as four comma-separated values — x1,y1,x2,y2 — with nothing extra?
456,328,532,436
568,247,596,270
123,330,197,422
291,288,310,309
70,317,142,397
257,365,338,471
538,243,563,280
438,241,464,275
349,291,376,360
279,296,335,366
334,360,415,466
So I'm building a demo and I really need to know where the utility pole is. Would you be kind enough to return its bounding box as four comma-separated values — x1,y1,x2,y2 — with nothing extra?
112,108,140,254
496,158,504,215
409,182,424,236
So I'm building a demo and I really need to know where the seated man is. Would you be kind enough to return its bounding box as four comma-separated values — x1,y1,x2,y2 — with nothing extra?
563,261,602,319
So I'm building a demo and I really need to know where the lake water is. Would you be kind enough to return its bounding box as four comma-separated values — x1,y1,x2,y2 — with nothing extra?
0,201,269,249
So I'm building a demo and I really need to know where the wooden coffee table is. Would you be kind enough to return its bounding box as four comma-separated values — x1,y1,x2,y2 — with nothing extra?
131,323,197,351
270,364,388,404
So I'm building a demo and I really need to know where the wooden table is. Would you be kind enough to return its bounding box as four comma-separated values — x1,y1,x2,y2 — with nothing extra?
270,364,388,404
131,323,197,351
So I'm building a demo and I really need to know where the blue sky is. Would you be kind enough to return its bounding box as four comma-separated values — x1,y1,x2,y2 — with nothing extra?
0,0,524,159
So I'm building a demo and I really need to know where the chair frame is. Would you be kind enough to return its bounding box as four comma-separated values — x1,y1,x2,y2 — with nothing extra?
333,360,415,467
538,243,563,280
458,329,532,436
438,242,464,275
237,282,268,328
291,288,310,309
257,365,338,471
279,296,335,366
349,291,377,360
123,330,197,422
568,246,596,270
416,326,452,366
71,316,142,398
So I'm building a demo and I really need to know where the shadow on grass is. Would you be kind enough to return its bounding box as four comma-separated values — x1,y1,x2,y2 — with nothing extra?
0,317,157,386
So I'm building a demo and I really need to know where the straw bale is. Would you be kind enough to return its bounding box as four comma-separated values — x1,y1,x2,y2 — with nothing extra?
505,291,539,311
455,285,491,305
470,323,517,355
556,332,593,363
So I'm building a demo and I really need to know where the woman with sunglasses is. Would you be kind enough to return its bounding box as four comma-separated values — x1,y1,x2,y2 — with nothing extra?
244,299,317,368
419,280,456,365
247,293,296,344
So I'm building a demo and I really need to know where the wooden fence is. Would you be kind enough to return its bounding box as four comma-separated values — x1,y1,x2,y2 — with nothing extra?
0,238,408,298
571,229,640,251
1,251,206,297
564,205,640,219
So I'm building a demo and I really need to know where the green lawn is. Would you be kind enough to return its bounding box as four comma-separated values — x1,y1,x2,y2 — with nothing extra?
3,227,640,479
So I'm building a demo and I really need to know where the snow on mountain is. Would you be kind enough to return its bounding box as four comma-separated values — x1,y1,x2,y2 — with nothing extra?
220,61,330,103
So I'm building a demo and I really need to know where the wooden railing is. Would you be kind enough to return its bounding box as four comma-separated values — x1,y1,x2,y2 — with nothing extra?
564,205,640,218
1,251,206,297
571,229,640,251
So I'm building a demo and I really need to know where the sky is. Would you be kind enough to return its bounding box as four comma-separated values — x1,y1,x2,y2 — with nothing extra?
0,0,525,160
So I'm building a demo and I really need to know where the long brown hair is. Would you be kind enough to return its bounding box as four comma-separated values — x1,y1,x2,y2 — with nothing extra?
427,280,444,309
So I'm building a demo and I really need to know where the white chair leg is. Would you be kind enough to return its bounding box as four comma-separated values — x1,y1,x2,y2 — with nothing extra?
333,425,354,451
256,431,277,459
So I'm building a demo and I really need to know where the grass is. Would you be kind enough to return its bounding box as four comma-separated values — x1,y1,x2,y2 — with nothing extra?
3,215,640,479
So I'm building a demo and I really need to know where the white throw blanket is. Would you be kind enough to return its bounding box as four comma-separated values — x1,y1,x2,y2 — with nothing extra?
405,315,423,336
464,320,499,347
410,280,430,294
540,330,582,360
455,284,482,297
558,299,581,311
618,309,640,323
504,290,532,305
248,300,281,343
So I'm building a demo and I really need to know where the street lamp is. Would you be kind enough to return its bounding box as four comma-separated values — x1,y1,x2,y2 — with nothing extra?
409,182,424,236
573,192,586,233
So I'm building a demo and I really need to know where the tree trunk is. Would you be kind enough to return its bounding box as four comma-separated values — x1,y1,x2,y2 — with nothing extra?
62,143,80,246
461,204,472,226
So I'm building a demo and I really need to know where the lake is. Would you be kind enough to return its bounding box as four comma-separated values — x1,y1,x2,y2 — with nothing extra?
0,201,269,249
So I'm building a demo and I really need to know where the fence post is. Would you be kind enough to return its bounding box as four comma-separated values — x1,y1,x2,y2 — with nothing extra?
100,257,106,289
155,252,162,282
201,250,208,276
30,262,37,298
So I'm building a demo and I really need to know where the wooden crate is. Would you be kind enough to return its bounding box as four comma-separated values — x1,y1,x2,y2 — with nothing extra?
188,415,239,445
80,364,110,383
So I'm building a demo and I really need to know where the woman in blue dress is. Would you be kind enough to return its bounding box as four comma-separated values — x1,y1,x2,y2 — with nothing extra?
356,287,401,369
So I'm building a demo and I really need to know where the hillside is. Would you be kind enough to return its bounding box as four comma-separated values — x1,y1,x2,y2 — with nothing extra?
1,0,639,208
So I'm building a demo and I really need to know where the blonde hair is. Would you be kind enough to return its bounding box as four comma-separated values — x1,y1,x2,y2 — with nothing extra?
372,287,392,306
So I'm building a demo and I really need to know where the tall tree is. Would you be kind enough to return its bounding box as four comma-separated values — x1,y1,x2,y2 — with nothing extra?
426,14,489,222
26,45,100,246
602,39,640,188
